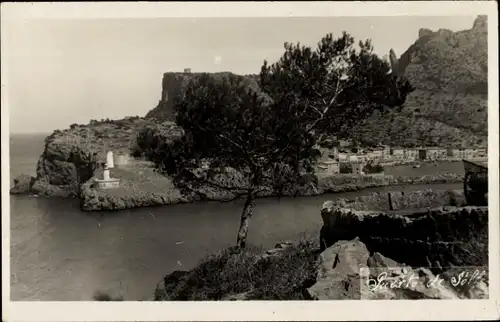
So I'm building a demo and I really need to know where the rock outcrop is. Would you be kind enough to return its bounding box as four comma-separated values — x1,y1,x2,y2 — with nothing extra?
319,204,488,269
145,72,261,122
392,15,487,94
307,238,369,300
10,174,35,194
29,117,169,197
351,15,488,148
389,15,487,135
307,238,488,300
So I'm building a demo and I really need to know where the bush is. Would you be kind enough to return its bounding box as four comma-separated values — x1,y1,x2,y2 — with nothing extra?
364,162,384,174
156,239,319,301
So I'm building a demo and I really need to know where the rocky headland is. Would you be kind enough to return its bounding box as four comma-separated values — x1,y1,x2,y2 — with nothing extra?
155,189,488,300
10,117,175,198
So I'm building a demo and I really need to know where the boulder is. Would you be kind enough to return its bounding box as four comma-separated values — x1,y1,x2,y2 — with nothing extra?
10,174,35,194
307,238,369,300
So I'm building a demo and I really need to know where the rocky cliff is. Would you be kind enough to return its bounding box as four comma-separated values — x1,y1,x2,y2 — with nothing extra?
394,15,487,94
351,15,488,148
24,117,170,197
145,71,260,122
397,16,487,135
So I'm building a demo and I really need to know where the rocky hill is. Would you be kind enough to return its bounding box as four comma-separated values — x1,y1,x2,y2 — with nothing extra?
379,15,488,145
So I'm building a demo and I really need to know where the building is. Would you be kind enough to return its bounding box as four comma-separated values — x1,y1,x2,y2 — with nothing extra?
349,154,359,162
351,161,365,175
390,147,405,160
474,147,487,158
337,153,349,162
338,139,350,148
404,148,419,161
451,148,476,160
464,148,475,159
317,147,338,161
369,149,385,161
437,148,448,159
315,160,340,175
420,147,441,160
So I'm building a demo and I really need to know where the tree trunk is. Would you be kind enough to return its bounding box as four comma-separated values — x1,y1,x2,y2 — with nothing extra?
292,150,301,198
236,190,255,248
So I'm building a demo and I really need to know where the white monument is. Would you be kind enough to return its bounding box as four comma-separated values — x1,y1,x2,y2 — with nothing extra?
94,150,120,189
106,151,114,169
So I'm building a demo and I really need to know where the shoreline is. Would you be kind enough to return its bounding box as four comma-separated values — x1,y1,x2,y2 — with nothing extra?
78,172,464,211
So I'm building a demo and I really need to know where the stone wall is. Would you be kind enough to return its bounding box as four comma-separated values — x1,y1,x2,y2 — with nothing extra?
331,189,466,211
319,203,488,271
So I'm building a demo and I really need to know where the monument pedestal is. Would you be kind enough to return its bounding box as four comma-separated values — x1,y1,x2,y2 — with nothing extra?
94,152,120,189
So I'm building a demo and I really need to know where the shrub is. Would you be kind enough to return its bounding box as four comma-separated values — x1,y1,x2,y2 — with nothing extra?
156,239,319,301
364,162,384,174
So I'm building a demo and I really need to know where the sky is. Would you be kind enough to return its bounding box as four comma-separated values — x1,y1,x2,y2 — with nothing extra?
4,16,478,134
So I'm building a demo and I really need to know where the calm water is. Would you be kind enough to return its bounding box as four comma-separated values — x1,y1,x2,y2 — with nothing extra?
9,134,463,301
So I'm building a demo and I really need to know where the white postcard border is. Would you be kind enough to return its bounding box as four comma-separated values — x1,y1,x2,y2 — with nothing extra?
2,1,499,321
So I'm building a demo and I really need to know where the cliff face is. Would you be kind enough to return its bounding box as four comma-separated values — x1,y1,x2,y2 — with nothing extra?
394,15,487,93
145,71,261,122
29,117,163,197
389,15,487,137
351,15,488,148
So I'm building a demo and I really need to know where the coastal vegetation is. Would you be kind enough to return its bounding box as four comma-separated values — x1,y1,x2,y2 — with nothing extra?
363,161,385,174
154,238,319,300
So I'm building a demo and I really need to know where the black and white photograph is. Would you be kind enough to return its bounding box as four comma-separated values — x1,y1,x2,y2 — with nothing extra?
2,1,498,321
